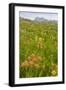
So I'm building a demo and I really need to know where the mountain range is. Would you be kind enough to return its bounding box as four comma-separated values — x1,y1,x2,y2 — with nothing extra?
20,17,57,23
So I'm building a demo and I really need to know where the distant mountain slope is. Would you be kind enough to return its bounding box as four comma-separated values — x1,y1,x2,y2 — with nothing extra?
34,17,57,23
34,17,48,22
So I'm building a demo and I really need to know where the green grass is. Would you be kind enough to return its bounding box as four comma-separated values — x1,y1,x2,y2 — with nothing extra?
19,18,58,78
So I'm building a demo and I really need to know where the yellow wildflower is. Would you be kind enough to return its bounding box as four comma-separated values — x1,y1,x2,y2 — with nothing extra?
51,70,57,76
35,36,38,41
39,37,42,42
31,53,35,58
27,56,31,61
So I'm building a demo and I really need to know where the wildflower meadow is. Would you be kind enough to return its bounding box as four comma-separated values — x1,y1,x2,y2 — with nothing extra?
19,15,58,78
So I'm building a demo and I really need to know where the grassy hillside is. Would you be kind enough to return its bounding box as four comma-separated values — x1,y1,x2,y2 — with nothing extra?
19,18,58,78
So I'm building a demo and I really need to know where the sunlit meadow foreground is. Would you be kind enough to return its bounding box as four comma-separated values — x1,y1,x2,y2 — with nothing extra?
19,17,58,78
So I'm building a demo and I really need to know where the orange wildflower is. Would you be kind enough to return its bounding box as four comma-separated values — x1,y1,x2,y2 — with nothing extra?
21,61,29,68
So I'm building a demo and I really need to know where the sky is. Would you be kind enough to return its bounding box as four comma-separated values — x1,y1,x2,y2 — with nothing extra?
19,11,58,21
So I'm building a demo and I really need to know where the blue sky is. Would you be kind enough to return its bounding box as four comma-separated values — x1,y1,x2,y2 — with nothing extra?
19,11,58,21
